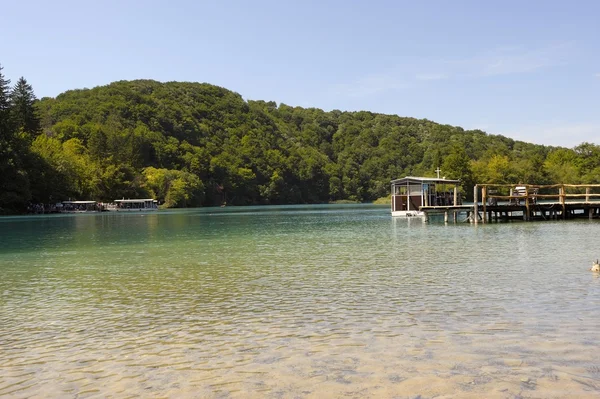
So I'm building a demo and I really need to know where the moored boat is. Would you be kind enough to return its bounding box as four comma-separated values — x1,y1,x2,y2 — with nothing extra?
60,200,101,213
106,199,159,211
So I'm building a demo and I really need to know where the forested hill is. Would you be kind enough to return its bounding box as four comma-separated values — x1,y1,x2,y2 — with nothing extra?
2,73,600,213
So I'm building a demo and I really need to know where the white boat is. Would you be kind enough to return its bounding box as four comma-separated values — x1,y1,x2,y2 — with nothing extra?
61,200,100,213
107,199,159,212
391,176,461,217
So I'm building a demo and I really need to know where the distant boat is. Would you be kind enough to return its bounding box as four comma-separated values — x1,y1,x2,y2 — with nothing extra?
106,199,158,212
60,200,100,213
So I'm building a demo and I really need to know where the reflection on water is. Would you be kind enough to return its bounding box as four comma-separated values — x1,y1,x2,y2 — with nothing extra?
1,205,600,398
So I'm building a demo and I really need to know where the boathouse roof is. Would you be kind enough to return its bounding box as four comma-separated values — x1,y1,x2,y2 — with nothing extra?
391,176,461,184
115,199,157,203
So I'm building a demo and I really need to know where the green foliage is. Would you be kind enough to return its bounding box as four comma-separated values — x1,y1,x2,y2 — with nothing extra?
1,64,600,212
10,77,41,139
372,195,391,205
30,134,77,199
442,145,474,195
143,167,204,207
0,64,12,139
0,67,35,212
543,148,581,184
0,142,32,212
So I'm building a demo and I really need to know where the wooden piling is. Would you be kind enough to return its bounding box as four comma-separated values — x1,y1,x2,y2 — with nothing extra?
560,186,566,220
473,185,479,224
482,186,487,223
524,184,531,221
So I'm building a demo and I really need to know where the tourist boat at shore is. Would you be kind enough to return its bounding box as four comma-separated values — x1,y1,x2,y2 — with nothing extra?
106,199,159,212
60,200,101,213
391,176,461,217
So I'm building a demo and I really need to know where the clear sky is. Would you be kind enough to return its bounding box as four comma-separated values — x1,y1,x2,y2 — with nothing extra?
2,0,599,147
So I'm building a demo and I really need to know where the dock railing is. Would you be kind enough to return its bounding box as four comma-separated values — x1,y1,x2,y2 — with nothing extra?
474,183,600,222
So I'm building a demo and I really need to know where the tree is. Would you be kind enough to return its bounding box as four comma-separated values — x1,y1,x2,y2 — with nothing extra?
143,167,204,207
544,148,580,184
10,76,41,138
484,155,516,184
574,142,600,173
442,145,474,195
0,64,12,139
0,66,35,212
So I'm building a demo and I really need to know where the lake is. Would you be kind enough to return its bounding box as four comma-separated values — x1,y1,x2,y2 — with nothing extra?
1,204,600,398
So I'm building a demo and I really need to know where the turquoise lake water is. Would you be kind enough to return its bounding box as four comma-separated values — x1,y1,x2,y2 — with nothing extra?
1,204,600,398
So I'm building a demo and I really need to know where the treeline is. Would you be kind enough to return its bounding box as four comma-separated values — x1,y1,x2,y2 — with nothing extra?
1,63,600,213
0,65,49,213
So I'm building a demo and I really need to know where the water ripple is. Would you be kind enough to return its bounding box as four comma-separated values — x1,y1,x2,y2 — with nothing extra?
1,207,600,398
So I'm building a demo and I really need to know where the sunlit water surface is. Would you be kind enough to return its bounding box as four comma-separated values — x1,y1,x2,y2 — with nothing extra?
1,205,600,398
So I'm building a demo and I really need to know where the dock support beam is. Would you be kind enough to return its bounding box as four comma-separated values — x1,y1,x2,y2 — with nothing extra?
453,186,458,207
560,185,566,219
482,186,487,223
525,184,531,221
473,185,479,224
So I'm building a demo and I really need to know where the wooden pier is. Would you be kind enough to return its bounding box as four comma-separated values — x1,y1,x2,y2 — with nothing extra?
421,184,600,223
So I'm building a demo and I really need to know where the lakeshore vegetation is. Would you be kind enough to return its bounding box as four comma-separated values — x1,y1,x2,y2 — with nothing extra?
1,63,600,214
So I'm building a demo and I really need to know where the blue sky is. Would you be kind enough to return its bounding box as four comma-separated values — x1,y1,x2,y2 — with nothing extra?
2,0,599,147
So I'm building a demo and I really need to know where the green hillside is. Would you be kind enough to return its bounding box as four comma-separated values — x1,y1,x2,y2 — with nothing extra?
2,65,599,213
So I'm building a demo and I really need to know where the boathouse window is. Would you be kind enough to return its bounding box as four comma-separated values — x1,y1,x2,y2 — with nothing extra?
396,186,407,195
408,184,422,195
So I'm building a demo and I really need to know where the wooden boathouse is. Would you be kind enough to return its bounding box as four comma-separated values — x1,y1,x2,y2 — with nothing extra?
390,176,462,217
419,183,600,223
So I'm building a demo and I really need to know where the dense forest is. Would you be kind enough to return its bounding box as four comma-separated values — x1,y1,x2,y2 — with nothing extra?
1,63,600,214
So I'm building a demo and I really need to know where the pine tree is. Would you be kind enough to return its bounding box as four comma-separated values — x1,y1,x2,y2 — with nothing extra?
0,64,12,140
0,67,34,212
10,76,41,138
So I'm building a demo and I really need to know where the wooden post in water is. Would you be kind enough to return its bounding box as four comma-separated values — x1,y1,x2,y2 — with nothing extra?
473,185,479,224
482,186,487,223
444,210,449,223
453,185,458,206
560,185,566,219
524,184,530,221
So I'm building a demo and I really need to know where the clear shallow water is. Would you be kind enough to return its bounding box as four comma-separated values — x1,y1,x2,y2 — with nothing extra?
1,204,600,398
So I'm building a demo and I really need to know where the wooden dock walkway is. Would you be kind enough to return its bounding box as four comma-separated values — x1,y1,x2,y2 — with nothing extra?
421,183,600,223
